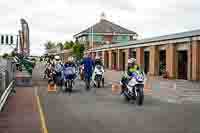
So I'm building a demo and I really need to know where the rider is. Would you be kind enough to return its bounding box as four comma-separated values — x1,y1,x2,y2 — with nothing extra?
127,58,139,77
121,58,139,94
94,56,103,66
81,52,94,88
54,56,64,88
63,57,76,84
92,56,104,86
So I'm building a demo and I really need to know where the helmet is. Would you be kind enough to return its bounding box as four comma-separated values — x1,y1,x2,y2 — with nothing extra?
54,56,60,60
68,57,73,62
128,58,136,64
95,56,100,60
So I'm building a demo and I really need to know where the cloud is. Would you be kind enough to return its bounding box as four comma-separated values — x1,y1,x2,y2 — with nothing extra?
0,0,200,56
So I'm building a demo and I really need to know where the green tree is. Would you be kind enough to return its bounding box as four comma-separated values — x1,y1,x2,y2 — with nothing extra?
44,41,56,50
2,53,9,59
69,41,74,48
72,42,85,59
57,42,63,50
63,41,71,49
10,50,16,57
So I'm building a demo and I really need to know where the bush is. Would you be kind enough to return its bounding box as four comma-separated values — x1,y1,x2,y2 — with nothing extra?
2,53,9,59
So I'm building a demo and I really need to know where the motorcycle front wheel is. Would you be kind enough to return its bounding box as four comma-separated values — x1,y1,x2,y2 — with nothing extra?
68,80,72,92
136,89,144,106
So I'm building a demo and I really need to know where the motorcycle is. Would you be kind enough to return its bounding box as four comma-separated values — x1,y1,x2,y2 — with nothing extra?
63,66,75,92
93,65,104,88
48,68,56,86
120,69,145,105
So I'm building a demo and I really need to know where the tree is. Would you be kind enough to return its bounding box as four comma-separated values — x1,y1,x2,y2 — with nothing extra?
2,53,9,59
57,42,63,50
69,41,74,48
44,41,56,50
72,42,85,60
10,50,16,57
63,41,72,49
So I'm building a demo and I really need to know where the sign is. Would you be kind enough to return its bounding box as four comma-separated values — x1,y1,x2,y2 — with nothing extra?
20,19,30,56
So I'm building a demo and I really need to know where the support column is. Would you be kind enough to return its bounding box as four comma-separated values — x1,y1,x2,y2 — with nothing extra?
136,48,144,68
149,46,159,76
192,40,200,80
102,51,105,67
117,49,122,70
108,50,113,70
125,49,129,71
188,44,192,80
166,44,176,79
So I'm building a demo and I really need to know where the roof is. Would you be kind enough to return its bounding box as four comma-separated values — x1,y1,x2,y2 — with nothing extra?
74,19,137,38
90,29,200,51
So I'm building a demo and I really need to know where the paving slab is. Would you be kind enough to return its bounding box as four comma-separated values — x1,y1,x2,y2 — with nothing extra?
0,87,41,133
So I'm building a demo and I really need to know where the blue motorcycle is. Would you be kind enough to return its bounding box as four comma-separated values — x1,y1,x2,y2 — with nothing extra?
63,66,76,92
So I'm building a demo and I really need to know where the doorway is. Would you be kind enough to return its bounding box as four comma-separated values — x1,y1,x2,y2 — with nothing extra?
122,52,126,71
177,50,188,80
105,52,109,69
144,51,150,74
159,50,166,76
130,49,136,59
113,52,117,69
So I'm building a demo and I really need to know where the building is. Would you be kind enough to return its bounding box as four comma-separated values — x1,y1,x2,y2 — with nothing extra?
73,13,138,50
0,34,18,56
46,47,73,63
88,29,200,81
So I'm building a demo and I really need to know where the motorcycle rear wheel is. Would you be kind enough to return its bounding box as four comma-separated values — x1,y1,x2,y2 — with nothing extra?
68,80,72,92
102,78,104,88
97,81,100,88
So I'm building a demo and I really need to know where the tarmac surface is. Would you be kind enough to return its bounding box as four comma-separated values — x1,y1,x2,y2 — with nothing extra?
32,62,200,133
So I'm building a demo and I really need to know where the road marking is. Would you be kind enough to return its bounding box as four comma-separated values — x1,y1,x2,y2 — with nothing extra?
36,95,48,133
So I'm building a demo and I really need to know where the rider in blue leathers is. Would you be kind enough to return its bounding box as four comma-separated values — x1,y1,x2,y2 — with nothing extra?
81,53,94,88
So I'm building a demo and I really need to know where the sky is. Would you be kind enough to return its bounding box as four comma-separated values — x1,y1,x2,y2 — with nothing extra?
0,0,200,56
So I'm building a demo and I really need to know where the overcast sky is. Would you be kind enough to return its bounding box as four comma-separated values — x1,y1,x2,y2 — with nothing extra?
0,0,200,56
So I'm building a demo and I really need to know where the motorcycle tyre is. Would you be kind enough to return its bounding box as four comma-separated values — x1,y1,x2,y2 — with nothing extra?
68,80,72,93
102,78,104,88
97,81,100,88
136,90,144,106
124,94,130,102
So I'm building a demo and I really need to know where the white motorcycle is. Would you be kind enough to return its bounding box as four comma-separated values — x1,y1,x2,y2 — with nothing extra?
93,65,104,88
120,69,145,105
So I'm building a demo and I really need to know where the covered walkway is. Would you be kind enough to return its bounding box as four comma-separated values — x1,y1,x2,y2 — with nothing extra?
89,29,200,81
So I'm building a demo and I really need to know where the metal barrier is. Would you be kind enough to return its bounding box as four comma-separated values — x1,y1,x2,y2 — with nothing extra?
0,58,16,111
0,80,15,111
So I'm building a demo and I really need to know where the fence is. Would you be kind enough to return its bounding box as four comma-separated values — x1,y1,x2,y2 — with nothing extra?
0,58,16,97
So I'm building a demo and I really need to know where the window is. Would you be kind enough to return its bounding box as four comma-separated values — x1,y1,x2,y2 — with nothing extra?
10,36,13,44
112,36,118,42
1,35,4,44
6,35,8,44
90,35,103,43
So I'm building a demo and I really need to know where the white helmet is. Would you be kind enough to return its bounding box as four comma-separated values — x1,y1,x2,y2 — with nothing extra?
128,58,136,64
95,56,100,60
54,56,60,60
68,57,74,62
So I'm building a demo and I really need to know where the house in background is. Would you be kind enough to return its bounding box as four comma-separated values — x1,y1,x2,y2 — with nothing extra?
73,13,138,49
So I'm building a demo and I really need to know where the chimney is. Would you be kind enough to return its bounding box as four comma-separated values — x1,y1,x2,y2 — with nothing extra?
100,12,106,21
